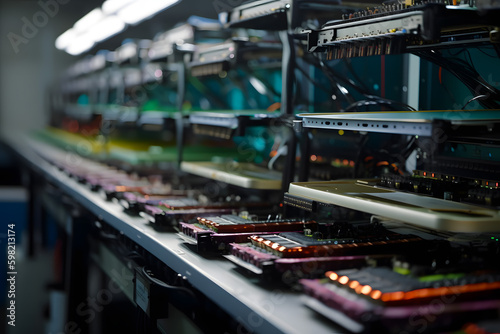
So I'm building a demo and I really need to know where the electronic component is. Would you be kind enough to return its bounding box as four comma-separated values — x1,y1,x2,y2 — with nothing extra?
197,215,315,233
433,136,500,183
219,0,342,30
140,200,274,227
52,162,126,188
179,215,317,251
140,204,234,229
99,183,177,201
148,18,229,62
189,39,282,77
148,23,196,62
119,192,191,214
115,39,151,65
186,38,283,139
300,267,500,333
228,242,383,279
188,112,281,139
220,0,290,30
305,3,494,59
178,223,263,251
379,170,500,207
48,155,184,202
225,221,425,279
246,230,422,258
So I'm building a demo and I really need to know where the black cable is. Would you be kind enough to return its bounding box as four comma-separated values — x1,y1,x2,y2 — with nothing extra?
294,61,332,95
187,76,231,110
309,53,417,111
476,47,499,58
295,62,348,110
412,49,500,109
240,63,282,99
400,137,417,158
353,135,370,178
294,59,344,108
126,250,143,260
316,56,370,97
344,58,372,93
430,48,488,104
141,267,197,300
293,64,335,109
344,97,416,112
462,94,489,109
227,70,258,109
464,49,477,73
446,46,498,59
364,95,417,111
314,57,356,104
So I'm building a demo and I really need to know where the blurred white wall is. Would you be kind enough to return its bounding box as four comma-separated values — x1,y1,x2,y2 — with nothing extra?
0,1,75,137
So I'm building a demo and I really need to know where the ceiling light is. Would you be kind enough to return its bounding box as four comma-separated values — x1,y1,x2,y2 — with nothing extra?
74,8,104,32
86,15,126,43
118,0,180,25
102,0,135,15
66,37,95,56
55,28,76,50
55,0,182,56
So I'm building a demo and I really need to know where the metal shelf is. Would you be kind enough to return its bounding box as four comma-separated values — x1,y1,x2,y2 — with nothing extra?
296,110,500,136
189,111,281,135
181,161,283,190
4,134,343,334
286,180,500,233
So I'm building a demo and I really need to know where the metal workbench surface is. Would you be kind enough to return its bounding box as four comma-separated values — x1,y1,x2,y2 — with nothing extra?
4,133,345,334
